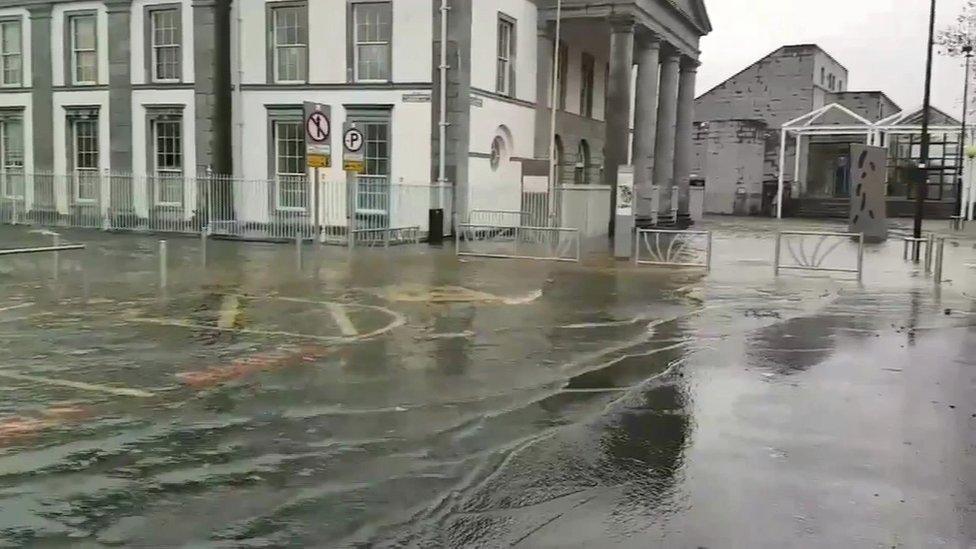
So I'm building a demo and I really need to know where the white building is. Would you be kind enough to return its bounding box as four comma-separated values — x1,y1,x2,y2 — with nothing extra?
0,0,711,238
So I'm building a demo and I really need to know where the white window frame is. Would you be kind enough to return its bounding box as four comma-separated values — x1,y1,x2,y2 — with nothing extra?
0,117,23,199
271,4,307,84
150,8,180,83
70,14,97,86
496,16,515,96
272,119,307,212
71,118,99,203
352,2,392,83
152,118,183,207
0,19,22,88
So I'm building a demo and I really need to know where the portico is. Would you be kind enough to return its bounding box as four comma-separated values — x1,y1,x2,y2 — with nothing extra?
537,0,711,224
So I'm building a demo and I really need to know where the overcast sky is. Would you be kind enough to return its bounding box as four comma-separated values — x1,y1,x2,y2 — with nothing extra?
697,0,971,118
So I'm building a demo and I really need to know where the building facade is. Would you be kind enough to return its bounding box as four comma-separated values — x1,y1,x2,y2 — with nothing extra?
0,0,710,234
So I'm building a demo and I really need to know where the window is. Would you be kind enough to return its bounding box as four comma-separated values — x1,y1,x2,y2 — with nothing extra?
556,40,568,110
887,132,960,201
820,67,825,85
838,80,843,91
496,16,515,96
352,2,391,82
490,136,504,171
69,14,97,85
347,112,391,228
152,117,183,205
580,53,595,118
0,20,22,86
575,140,590,184
273,117,307,210
149,8,181,82
271,3,307,83
71,117,99,202
0,115,23,198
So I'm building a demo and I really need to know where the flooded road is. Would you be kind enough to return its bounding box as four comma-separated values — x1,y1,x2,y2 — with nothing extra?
0,219,974,547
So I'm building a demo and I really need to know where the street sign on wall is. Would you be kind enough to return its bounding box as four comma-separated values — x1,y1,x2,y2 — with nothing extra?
303,102,331,168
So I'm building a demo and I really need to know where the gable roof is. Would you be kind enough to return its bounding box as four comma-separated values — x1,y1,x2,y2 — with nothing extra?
783,103,873,128
696,44,832,100
667,0,712,34
877,105,962,127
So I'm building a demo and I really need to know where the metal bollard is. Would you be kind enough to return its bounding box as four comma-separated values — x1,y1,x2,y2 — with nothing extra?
924,234,934,273
200,230,208,268
295,235,303,270
52,234,60,281
856,233,864,282
159,240,168,289
705,232,713,273
773,232,782,276
934,237,945,284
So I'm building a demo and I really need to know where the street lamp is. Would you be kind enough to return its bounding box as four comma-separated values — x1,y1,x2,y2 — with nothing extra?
956,44,973,220
913,0,937,261
547,0,563,227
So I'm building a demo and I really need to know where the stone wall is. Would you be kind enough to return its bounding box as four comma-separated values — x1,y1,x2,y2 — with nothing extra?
693,119,767,214
826,91,901,122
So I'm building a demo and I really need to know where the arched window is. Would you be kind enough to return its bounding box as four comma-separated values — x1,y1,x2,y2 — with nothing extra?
490,136,504,171
575,139,590,184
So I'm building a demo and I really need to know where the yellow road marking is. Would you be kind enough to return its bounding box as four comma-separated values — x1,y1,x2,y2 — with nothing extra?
217,295,241,329
326,303,358,336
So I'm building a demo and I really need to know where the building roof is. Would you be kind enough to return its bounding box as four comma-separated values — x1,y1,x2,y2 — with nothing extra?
696,44,847,100
876,105,962,128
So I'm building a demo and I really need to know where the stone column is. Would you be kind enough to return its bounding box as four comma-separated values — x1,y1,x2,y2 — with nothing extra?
603,17,635,224
632,34,660,218
673,58,698,217
533,20,555,159
652,50,680,217
106,0,132,173
28,4,53,173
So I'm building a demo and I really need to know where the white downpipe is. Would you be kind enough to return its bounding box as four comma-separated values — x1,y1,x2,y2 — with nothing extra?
776,128,786,219
546,0,562,227
438,0,449,185
968,155,976,220
793,132,801,198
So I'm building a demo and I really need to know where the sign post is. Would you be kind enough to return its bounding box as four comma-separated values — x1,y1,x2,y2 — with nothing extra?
614,165,635,259
304,102,331,240
343,123,365,248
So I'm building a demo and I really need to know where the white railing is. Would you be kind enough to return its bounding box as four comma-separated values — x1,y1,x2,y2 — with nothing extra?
456,223,581,262
635,228,712,270
0,172,452,246
774,230,864,280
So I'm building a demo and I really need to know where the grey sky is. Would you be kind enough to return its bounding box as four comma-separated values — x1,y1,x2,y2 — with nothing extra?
697,0,970,119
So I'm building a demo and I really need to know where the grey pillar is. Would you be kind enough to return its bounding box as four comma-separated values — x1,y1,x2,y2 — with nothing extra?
604,17,635,228
673,59,698,216
652,50,680,216
193,0,232,175
632,35,660,218
29,4,53,173
106,0,132,172
533,20,554,159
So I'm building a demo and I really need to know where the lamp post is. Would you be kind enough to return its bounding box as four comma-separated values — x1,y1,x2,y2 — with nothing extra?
957,44,973,219
547,0,563,227
914,0,937,261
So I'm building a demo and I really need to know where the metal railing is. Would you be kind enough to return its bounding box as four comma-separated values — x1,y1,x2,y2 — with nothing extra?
467,209,531,227
774,230,864,280
0,171,452,246
635,228,712,270
456,224,581,262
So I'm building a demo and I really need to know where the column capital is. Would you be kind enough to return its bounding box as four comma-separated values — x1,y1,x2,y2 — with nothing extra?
27,3,53,19
608,15,637,34
681,57,702,71
104,0,133,15
636,30,661,50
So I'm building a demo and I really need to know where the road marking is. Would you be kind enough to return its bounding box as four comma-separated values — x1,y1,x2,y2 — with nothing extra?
0,302,34,313
0,371,155,398
217,294,241,329
326,303,359,336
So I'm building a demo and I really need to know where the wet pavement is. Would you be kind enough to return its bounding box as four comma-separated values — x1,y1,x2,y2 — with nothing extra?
0,218,974,547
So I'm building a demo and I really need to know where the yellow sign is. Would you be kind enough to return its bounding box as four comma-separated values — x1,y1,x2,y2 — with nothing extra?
308,154,330,168
343,160,364,173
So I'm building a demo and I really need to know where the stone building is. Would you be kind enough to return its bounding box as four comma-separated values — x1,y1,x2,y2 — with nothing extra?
694,43,961,219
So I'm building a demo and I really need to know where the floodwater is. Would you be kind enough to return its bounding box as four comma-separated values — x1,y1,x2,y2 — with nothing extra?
0,218,973,547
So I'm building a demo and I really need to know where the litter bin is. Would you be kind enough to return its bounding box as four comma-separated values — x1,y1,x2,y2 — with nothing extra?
428,208,444,245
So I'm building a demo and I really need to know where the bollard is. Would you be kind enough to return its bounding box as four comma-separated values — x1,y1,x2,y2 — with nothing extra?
295,234,302,270
934,237,945,284
200,230,207,268
159,240,168,289
773,232,782,276
856,233,864,282
705,232,713,273
924,234,934,273
52,234,60,281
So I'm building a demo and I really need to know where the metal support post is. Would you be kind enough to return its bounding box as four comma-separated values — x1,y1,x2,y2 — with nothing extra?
925,233,934,273
856,233,864,282
295,234,303,270
200,230,207,268
933,237,945,284
705,232,713,273
52,234,60,281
